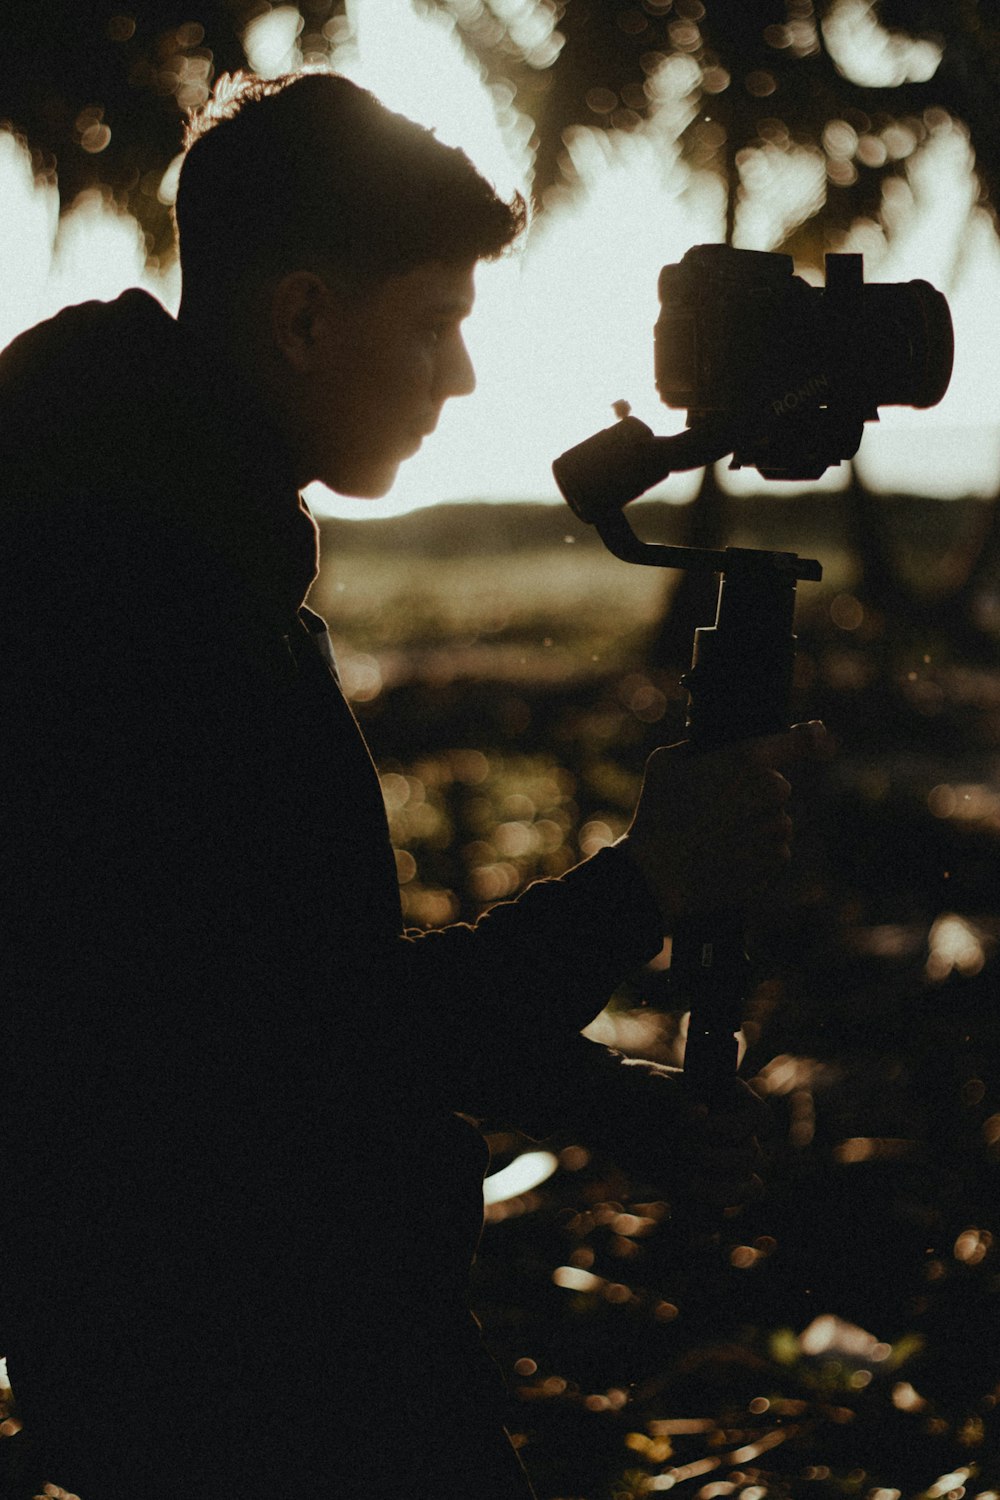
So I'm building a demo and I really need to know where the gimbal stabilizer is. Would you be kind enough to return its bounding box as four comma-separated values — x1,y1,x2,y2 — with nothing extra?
553,412,822,1099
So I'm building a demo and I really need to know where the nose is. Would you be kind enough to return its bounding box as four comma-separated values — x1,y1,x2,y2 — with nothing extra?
438,332,476,401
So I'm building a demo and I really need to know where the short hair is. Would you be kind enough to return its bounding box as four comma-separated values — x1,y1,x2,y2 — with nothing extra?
175,71,526,309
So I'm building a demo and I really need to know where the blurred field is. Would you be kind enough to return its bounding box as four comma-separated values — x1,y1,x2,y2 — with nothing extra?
305,499,1000,1500
314,497,859,667
315,503,674,678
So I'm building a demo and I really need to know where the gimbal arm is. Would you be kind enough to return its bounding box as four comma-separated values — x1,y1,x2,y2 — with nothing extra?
553,423,821,1101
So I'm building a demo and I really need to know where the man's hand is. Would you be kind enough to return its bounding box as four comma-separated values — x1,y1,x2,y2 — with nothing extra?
599,1058,768,1210
677,1081,767,1209
619,720,827,928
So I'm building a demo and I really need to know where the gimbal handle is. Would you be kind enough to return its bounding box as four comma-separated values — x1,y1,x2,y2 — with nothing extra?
671,545,819,1100
552,425,822,1101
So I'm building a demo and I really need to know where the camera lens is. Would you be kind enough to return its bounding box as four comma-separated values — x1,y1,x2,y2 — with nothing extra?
862,280,954,409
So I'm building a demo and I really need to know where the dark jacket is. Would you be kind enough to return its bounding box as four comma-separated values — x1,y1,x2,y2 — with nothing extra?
0,291,664,1489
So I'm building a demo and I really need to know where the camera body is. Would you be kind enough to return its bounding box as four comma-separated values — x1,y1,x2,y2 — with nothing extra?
655,243,953,479
552,242,954,514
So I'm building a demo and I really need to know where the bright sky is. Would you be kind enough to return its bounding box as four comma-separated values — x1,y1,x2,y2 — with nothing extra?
2,0,999,518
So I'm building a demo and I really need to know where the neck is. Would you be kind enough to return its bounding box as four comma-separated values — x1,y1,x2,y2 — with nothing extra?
177,296,312,488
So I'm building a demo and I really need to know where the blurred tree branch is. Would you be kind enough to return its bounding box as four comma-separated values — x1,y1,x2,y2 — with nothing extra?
3,2,1000,256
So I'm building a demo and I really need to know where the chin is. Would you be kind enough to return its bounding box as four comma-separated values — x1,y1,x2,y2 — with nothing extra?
326,461,400,499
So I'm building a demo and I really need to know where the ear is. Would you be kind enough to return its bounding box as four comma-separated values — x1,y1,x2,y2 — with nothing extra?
268,271,337,372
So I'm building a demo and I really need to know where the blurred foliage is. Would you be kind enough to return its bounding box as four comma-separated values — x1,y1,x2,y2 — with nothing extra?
0,0,264,259
4,0,1000,261
525,0,1000,243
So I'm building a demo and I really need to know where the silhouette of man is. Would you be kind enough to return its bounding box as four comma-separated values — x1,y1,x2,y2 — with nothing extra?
0,72,815,1498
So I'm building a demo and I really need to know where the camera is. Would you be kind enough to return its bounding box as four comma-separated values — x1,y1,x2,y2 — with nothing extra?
656,243,954,480
553,243,954,518
550,247,954,1088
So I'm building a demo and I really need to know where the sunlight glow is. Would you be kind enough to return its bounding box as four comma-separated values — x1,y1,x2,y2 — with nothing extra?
448,0,565,71
822,1,943,88
42,190,150,318
840,118,1000,500
734,141,826,252
0,133,57,349
242,6,304,78
0,133,179,348
329,0,532,201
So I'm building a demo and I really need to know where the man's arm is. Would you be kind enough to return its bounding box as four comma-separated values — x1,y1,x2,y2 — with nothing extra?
392,727,822,1135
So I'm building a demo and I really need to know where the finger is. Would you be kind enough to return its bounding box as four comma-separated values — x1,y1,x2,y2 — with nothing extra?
723,762,788,809
759,768,792,807
734,774,791,822
684,1084,769,1137
745,719,829,769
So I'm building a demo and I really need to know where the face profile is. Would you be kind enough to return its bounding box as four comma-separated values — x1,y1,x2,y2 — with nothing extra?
170,71,522,505
274,258,477,498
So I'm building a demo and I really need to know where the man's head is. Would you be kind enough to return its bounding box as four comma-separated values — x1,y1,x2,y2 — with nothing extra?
175,72,526,496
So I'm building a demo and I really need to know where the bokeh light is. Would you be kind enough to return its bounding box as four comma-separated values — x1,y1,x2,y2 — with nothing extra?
822,0,944,89
482,1148,558,1205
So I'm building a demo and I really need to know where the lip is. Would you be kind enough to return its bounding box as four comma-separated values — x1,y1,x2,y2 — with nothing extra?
401,414,439,456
